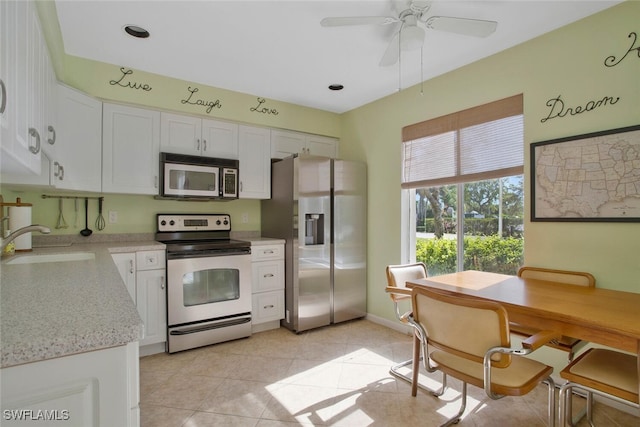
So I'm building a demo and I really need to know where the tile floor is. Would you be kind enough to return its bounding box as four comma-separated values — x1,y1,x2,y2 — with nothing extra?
140,319,637,426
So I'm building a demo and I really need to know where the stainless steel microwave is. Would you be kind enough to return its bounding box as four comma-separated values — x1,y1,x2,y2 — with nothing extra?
160,152,239,199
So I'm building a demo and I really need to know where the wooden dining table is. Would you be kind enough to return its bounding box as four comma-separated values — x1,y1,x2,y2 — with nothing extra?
406,270,640,397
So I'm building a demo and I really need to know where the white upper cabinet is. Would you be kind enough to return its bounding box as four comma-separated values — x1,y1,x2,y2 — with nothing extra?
103,103,161,194
271,129,338,159
238,125,271,199
305,134,339,158
160,112,238,159
54,84,102,192
0,0,51,175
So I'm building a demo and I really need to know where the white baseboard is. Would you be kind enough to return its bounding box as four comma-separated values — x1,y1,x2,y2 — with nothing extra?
139,342,165,357
365,313,412,336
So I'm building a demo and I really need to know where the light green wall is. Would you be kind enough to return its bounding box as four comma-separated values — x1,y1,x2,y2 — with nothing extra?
0,189,262,234
340,1,640,322
7,2,639,327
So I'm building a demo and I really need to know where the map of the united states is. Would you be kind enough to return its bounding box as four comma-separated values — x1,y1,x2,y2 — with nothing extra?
534,129,640,219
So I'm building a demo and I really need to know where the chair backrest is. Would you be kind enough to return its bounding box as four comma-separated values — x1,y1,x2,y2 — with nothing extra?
386,262,427,303
517,266,595,287
412,286,511,367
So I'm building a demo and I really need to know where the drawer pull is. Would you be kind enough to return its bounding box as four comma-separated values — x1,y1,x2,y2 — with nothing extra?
263,250,274,254
263,304,274,309
264,273,274,278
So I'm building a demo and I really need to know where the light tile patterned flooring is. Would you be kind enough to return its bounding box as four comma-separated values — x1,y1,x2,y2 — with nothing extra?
140,319,637,426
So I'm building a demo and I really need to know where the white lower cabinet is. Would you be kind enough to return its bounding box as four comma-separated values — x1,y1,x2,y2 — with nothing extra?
0,342,140,427
251,243,284,331
112,250,166,353
111,252,136,303
136,269,166,347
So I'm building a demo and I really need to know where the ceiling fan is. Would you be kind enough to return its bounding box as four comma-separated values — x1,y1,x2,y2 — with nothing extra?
320,0,498,67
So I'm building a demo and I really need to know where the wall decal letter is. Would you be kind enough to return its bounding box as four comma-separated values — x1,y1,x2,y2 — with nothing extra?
250,97,279,115
109,67,152,91
180,86,222,113
540,94,620,123
604,31,640,67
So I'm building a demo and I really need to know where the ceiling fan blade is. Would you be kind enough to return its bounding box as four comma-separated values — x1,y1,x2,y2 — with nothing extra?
321,16,398,27
379,32,400,67
425,16,497,37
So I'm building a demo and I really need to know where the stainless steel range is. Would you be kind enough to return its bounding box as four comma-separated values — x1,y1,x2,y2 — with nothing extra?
155,214,252,353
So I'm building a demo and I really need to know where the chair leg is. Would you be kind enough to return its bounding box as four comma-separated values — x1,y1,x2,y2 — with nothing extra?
545,376,556,427
411,333,420,396
439,382,467,427
390,333,447,397
559,383,594,427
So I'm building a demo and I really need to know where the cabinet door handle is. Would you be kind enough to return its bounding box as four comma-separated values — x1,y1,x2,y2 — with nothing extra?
129,260,134,274
263,304,274,309
58,165,64,180
0,79,6,114
263,250,274,254
53,161,60,177
196,139,200,151
47,125,56,145
203,140,207,151
264,273,274,278
28,128,41,154
154,176,158,188
160,276,165,290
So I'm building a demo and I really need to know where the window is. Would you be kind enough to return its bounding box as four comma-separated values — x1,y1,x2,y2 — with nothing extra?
402,95,524,276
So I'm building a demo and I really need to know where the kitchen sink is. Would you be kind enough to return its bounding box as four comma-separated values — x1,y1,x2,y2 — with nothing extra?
5,252,95,265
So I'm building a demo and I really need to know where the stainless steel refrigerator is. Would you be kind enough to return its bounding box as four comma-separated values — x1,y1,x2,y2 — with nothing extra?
261,154,367,333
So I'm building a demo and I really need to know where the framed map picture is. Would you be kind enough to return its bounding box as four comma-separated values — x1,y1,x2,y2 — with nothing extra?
531,124,640,222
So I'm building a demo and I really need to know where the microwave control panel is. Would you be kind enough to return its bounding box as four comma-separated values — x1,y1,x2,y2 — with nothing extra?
157,214,231,232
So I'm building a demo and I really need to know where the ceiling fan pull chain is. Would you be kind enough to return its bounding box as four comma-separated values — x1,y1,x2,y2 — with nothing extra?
398,22,403,92
420,47,424,96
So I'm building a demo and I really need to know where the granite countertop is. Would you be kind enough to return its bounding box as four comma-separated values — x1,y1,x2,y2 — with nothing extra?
0,239,164,368
246,237,286,245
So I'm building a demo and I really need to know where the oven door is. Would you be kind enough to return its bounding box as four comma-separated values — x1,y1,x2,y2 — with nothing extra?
163,162,220,198
167,253,251,326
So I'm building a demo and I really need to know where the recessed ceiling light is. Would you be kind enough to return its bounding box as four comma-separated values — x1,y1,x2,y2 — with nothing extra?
124,25,150,39
328,84,344,91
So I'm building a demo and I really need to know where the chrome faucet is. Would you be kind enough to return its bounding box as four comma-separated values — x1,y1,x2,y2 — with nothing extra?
1,225,51,252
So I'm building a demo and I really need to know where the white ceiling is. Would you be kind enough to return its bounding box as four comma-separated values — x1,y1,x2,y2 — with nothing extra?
54,0,622,114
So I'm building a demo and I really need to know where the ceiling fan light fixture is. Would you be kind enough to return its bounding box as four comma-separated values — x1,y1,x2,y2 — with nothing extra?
328,84,344,91
124,25,150,39
400,25,424,50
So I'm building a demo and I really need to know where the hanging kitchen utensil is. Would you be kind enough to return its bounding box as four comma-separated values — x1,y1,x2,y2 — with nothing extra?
56,198,68,229
80,198,93,237
73,197,79,228
95,197,106,231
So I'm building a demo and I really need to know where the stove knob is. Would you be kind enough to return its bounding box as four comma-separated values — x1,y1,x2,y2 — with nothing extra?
169,220,175,226
216,220,221,225
223,219,229,225
160,220,167,226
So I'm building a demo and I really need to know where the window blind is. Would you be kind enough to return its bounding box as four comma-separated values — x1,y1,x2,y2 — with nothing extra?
402,94,524,189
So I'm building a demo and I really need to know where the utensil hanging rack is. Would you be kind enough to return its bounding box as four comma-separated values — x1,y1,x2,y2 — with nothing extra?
41,195,104,201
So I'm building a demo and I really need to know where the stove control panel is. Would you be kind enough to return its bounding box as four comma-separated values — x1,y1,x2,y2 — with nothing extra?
157,214,231,232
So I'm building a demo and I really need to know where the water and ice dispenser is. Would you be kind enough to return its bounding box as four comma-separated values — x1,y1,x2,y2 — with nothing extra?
304,214,324,245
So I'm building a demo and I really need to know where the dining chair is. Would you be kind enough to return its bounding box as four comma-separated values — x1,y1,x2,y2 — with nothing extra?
558,348,639,427
385,263,446,394
409,286,559,427
514,266,596,361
